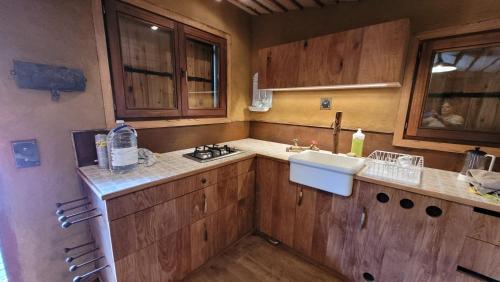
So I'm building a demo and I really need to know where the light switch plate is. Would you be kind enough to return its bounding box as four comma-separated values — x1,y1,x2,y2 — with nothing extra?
11,139,40,168
320,97,332,110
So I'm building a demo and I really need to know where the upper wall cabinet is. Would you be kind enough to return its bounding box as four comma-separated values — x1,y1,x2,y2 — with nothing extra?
258,19,410,90
105,0,227,119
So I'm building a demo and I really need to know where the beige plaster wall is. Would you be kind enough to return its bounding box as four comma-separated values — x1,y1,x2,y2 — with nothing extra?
0,1,106,281
0,0,251,281
249,0,500,132
145,0,253,121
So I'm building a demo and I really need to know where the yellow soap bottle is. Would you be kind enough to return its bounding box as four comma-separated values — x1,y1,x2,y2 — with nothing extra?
351,128,365,157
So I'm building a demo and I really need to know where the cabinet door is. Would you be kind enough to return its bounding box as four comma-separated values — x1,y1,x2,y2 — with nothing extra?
190,215,216,270
256,157,278,234
256,158,297,246
357,19,409,84
216,176,238,209
297,28,364,87
158,226,191,281
345,180,472,281
214,203,238,253
293,186,353,273
258,41,301,89
237,171,255,237
271,162,297,246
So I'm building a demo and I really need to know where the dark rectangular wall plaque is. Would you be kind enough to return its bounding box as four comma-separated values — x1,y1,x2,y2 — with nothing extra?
12,60,86,100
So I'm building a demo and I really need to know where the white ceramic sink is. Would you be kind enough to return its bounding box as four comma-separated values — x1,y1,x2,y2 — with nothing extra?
289,150,365,196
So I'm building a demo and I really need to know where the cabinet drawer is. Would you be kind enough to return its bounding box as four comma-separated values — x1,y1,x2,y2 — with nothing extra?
458,237,500,281
468,208,500,246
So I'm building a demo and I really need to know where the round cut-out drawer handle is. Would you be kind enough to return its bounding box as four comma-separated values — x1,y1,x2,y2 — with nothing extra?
400,199,414,209
201,177,207,184
426,206,442,217
363,272,375,281
376,192,389,203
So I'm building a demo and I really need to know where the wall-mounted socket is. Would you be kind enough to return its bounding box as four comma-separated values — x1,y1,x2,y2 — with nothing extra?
11,139,40,168
320,97,332,110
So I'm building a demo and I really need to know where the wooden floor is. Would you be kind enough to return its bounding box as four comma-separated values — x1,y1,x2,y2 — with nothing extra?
183,235,347,282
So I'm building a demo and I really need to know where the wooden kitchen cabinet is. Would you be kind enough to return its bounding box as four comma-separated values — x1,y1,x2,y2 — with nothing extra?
237,170,255,237
190,203,239,270
191,184,218,223
190,214,217,270
293,185,354,273
256,157,297,246
344,180,473,282
258,19,409,89
83,158,255,282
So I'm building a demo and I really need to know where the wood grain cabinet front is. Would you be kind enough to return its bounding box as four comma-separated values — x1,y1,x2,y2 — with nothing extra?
293,185,354,274
345,180,473,282
84,158,255,282
256,157,297,246
258,19,409,89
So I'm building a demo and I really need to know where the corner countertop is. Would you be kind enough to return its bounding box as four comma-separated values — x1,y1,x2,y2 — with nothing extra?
78,138,500,212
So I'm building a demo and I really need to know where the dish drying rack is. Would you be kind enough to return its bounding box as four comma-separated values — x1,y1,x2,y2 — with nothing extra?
364,150,424,185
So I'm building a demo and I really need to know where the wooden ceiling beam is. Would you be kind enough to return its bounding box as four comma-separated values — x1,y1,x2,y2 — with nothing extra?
234,0,262,15
313,0,325,7
289,0,304,9
270,0,288,12
252,0,274,13
481,57,500,71
465,49,485,71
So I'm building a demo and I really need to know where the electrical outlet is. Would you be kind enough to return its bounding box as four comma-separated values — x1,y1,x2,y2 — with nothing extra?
11,139,40,168
320,97,332,110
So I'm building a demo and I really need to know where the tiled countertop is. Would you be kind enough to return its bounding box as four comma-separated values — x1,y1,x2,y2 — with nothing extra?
78,138,500,212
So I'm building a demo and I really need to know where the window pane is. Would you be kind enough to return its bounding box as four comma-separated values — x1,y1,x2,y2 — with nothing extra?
421,46,500,132
118,14,176,109
186,38,220,109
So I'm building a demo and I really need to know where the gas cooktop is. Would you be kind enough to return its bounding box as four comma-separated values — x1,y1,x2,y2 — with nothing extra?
183,144,242,163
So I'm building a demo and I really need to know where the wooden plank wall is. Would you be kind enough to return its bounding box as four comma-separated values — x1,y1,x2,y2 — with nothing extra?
71,122,250,167
186,39,215,109
249,121,500,172
119,15,175,109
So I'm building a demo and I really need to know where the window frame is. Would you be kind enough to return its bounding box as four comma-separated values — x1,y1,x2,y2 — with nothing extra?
179,25,228,118
104,0,227,120
405,29,500,147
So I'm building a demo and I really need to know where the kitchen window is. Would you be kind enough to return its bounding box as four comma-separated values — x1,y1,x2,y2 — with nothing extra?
405,29,500,147
104,0,227,119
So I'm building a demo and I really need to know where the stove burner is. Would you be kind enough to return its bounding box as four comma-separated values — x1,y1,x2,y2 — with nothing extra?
184,144,242,162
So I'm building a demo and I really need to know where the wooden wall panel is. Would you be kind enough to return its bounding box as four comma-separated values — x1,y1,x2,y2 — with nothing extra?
72,122,249,167
137,121,249,153
250,121,500,172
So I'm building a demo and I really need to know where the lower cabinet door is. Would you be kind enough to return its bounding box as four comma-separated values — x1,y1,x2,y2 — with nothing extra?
346,181,472,282
190,215,216,270
214,203,238,253
270,162,297,246
293,185,353,274
158,226,191,281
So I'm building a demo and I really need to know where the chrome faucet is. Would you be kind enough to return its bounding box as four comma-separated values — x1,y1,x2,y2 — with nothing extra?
331,112,342,154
